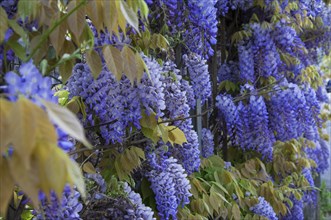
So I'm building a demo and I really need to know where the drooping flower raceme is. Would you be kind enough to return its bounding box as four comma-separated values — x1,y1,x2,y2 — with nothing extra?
201,128,214,158
5,60,57,103
216,94,238,142
182,53,212,106
249,196,278,220
146,157,191,220
238,41,255,83
282,196,304,220
160,61,201,174
184,0,218,58
237,95,275,160
123,182,156,220
33,185,83,220
217,61,240,83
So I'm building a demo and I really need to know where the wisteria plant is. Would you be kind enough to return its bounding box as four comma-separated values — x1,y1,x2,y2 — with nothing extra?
0,0,330,220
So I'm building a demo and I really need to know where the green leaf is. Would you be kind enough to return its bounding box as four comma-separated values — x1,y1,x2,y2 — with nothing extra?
138,0,149,19
141,177,154,200
54,90,70,106
86,49,102,79
7,19,27,44
42,100,92,148
132,146,146,160
159,124,169,143
202,194,213,216
21,209,34,220
209,192,222,211
119,0,140,33
151,34,169,50
6,38,26,60
211,180,230,195
103,45,124,80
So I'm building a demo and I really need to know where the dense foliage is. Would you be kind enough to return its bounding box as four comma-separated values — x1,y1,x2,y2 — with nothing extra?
0,0,330,220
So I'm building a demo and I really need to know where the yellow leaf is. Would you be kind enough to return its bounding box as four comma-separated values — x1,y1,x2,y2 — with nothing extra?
66,156,86,200
49,15,67,56
8,153,41,206
132,146,145,160
86,49,102,79
119,0,140,33
59,59,75,84
0,158,14,216
103,1,119,36
141,127,159,143
167,126,187,145
0,8,8,43
17,0,38,19
121,46,137,84
8,98,39,169
135,53,148,82
140,112,158,129
0,98,87,211
67,0,86,42
42,100,92,148
103,46,124,80
36,143,67,198
0,99,15,155
83,162,96,174
232,203,241,220
159,124,169,143
86,1,103,31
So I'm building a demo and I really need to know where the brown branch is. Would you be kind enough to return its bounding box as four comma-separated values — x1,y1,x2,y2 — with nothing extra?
84,119,118,130
158,108,212,124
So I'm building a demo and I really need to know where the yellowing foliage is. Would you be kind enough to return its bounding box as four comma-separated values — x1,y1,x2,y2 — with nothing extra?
0,98,86,216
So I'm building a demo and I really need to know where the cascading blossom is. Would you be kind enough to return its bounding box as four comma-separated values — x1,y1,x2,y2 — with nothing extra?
33,186,83,220
201,128,214,158
236,95,275,160
184,0,218,58
146,157,192,220
282,196,304,220
123,183,156,220
67,55,165,144
182,53,212,106
160,61,200,174
249,197,278,220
